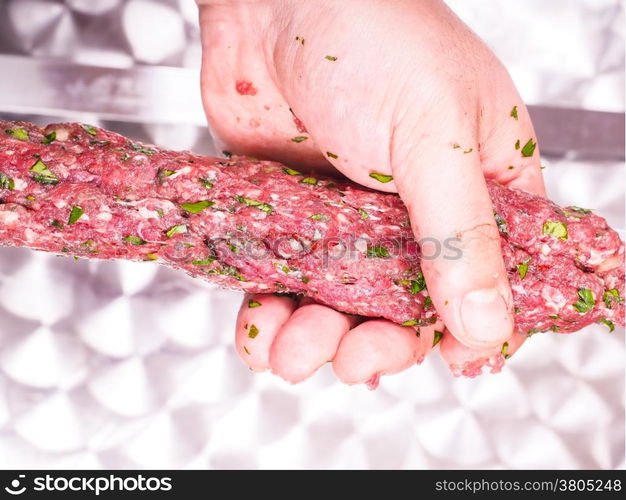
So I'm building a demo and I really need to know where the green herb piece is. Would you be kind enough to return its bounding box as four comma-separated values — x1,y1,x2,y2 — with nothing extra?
366,245,389,258
514,307,521,314
282,167,302,176
309,214,328,221
183,242,195,248
91,140,111,146
30,159,58,185
501,342,510,359
433,331,443,346
68,206,84,225
300,177,318,185
222,150,232,158
598,318,615,332
123,235,146,245
81,124,98,136
228,241,241,254
145,253,158,261
401,319,418,326
549,314,560,320
81,240,97,252
521,138,536,157
165,224,188,238
603,288,623,309
301,276,310,284
573,288,595,313
199,177,214,189
514,139,520,150
369,172,393,183
26,195,35,200
358,208,369,219
248,300,262,308
129,142,155,155
180,200,214,213
424,296,433,308
291,136,308,143
158,169,176,181
41,131,56,144
563,206,592,218
192,257,216,266
510,106,518,120
542,220,568,240
325,55,338,61
50,219,64,229
236,196,273,214
120,153,130,161
517,257,531,280
248,324,259,339
494,212,508,236
0,172,15,190
5,128,30,141
410,273,427,294
155,208,164,218
326,151,338,159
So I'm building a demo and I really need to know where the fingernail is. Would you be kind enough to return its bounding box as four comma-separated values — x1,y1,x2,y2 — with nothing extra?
460,288,513,345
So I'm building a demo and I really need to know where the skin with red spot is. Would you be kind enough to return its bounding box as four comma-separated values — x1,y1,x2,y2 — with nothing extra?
235,80,258,96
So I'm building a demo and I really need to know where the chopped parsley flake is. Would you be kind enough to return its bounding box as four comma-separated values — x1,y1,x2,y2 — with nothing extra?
236,196,273,214
573,288,595,313
129,142,155,155
603,288,623,309
515,139,520,150
145,253,158,261
248,324,259,338
510,106,518,120
433,331,443,346
300,177,318,185
120,153,130,161
81,124,98,136
366,245,389,258
0,172,15,190
50,219,64,229
180,200,214,213
41,131,56,144
402,319,418,326
517,257,531,280
542,220,568,240
501,342,510,358
165,224,188,238
521,138,536,157
291,136,308,143
358,208,369,219
158,169,176,181
424,296,433,308
282,167,302,176
325,55,338,61
192,257,216,266
222,150,232,158
198,177,214,189
369,172,393,183
68,206,84,225
123,235,146,245
494,212,508,236
326,151,338,159
301,276,310,283
598,318,615,332
309,214,328,221
30,159,58,185
248,300,262,308
563,206,592,218
410,274,427,294
5,128,30,141
155,208,164,218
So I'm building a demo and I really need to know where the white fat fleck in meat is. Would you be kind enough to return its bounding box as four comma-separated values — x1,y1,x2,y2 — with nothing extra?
52,128,69,141
0,210,19,225
269,193,280,201
313,229,322,241
325,272,334,281
3,150,14,156
541,286,567,313
337,213,348,224
541,243,551,255
138,206,159,219
11,178,27,191
257,283,269,290
169,166,191,178
289,239,304,253
354,237,369,253
24,228,35,243
53,199,68,209
585,247,610,266
96,212,112,221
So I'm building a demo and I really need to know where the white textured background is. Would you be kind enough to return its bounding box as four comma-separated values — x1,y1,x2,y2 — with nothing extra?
0,0,623,469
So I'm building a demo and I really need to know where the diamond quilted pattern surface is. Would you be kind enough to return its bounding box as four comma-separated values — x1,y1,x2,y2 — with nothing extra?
0,0,623,469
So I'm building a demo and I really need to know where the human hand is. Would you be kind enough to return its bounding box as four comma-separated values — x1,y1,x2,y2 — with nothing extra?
197,0,545,384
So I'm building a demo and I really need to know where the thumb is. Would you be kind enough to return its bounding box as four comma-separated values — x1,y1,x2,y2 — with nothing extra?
392,126,514,349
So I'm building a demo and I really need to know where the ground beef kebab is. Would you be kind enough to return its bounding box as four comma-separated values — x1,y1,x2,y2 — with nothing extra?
0,121,623,366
